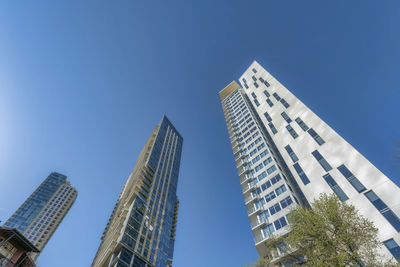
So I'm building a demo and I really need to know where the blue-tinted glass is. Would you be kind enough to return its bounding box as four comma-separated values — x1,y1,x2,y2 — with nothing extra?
273,92,281,101
323,174,349,201
365,191,400,231
384,239,400,260
293,163,310,185
284,145,298,163
268,123,277,134
295,117,309,131
312,150,332,171
308,128,325,145
264,112,272,122
266,99,274,107
263,90,270,97
281,112,292,123
337,165,366,193
286,125,298,139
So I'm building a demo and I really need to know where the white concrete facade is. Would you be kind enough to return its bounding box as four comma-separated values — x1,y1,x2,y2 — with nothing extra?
221,61,400,263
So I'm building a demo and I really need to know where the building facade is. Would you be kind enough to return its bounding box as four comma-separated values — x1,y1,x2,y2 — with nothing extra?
92,116,182,267
219,61,400,263
0,227,39,267
3,172,77,260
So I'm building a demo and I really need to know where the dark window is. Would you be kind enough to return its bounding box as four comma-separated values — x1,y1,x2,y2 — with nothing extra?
252,68,257,73
284,145,298,162
269,203,281,215
323,174,349,201
251,92,257,99
293,163,310,185
254,99,260,107
259,77,265,83
254,82,259,88
384,239,400,260
365,190,400,231
242,78,246,83
273,92,281,101
264,112,272,122
337,165,366,193
308,128,325,145
312,150,332,171
264,81,270,87
252,76,257,81
295,117,309,131
268,122,278,134
263,90,270,97
281,112,292,123
280,98,290,108
266,99,274,107
286,125,298,139
274,216,288,230
244,84,249,89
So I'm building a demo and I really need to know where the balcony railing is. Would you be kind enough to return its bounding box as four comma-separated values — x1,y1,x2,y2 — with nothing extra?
245,194,259,204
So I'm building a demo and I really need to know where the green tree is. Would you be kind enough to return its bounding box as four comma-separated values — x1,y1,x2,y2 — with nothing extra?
249,193,399,266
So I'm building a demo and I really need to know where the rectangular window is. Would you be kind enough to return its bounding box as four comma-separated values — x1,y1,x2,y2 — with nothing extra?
254,99,260,107
264,81,270,87
274,216,288,230
266,98,274,107
251,92,257,99
280,98,290,108
258,210,270,222
284,145,298,162
259,77,265,83
269,203,281,215
270,174,281,185
261,180,272,191
263,90,270,97
242,78,247,83
265,191,276,202
276,184,287,196
281,112,292,123
268,122,278,134
308,128,325,145
337,165,366,193
273,92,281,101
262,223,275,237
254,82,259,88
312,150,332,171
384,239,400,260
293,163,310,185
286,125,298,139
252,76,257,81
244,84,249,89
258,171,267,182
264,112,272,122
323,174,349,201
267,165,277,174
295,117,309,131
252,68,257,73
263,157,273,166
280,196,293,209
365,191,400,231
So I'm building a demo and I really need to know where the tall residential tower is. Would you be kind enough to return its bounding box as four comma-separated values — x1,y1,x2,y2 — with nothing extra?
4,172,77,260
92,116,183,267
219,61,400,264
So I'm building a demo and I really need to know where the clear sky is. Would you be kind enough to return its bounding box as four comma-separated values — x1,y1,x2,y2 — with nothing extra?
0,1,399,266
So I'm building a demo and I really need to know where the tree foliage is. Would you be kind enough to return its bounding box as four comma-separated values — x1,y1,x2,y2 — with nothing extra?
249,193,399,266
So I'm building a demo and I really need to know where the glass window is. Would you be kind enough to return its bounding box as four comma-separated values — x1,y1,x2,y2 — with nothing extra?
312,150,332,171
251,92,257,99
264,112,272,122
252,76,257,81
276,185,287,196
337,165,366,193
273,92,281,101
269,203,281,215
264,81,270,87
252,68,257,73
280,98,290,108
281,112,292,123
263,157,273,167
266,98,274,107
270,174,281,185
293,163,310,185
263,90,270,97
262,223,275,237
274,216,288,230
323,174,349,201
254,99,260,107
384,239,400,260
284,145,298,163
308,128,325,145
286,125,298,139
265,192,276,202
365,191,400,231
254,82,259,88
295,117,309,131
268,123,278,134
280,196,293,209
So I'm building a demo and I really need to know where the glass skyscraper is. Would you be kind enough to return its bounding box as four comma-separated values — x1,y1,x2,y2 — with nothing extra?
4,172,77,260
92,115,183,267
219,61,400,264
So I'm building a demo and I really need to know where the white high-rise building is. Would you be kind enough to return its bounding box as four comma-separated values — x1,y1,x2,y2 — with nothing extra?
219,61,400,264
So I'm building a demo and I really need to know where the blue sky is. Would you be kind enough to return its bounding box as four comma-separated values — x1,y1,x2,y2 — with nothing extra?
0,1,399,266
